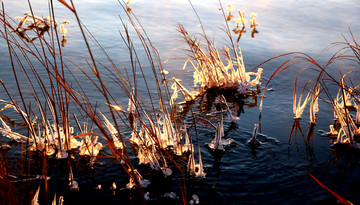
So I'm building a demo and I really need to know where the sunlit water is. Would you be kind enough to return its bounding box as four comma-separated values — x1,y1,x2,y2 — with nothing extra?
1,0,360,204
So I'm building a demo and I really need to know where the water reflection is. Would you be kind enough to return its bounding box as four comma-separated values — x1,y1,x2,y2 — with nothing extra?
290,120,316,147
289,119,305,144
1,0,360,204
178,87,259,119
233,26,246,42
61,37,67,47
250,27,259,38
249,13,260,38
11,13,70,46
226,5,260,41
209,150,224,171
126,0,133,14
288,119,318,163
14,13,54,42
60,22,69,47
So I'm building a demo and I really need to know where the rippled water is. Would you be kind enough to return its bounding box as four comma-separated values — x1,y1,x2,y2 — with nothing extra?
1,0,360,204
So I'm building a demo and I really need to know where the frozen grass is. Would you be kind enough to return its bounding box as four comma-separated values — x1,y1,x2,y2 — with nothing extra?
256,30,360,151
0,0,359,204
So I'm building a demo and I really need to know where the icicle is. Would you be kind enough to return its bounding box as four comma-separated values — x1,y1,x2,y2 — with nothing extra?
52,193,57,205
170,81,179,106
328,125,338,136
194,149,206,178
126,170,150,189
248,124,260,146
187,152,196,175
107,103,124,112
99,112,123,149
144,192,151,201
310,86,320,124
127,88,137,114
79,135,103,157
356,103,360,126
163,192,177,200
172,77,197,101
69,167,79,191
0,117,26,141
58,196,64,205
208,122,225,151
246,68,263,87
0,100,29,119
56,149,68,159
31,185,40,205
187,146,206,178
111,182,117,190
180,127,193,154
161,167,172,177
219,95,240,122
189,194,200,205
293,90,311,119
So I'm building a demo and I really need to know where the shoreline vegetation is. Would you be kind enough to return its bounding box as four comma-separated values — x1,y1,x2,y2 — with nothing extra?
0,0,359,204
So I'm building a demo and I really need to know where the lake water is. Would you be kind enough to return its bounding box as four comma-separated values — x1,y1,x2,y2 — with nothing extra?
1,0,360,204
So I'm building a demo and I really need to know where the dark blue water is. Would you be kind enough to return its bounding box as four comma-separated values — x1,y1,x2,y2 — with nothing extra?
1,0,360,204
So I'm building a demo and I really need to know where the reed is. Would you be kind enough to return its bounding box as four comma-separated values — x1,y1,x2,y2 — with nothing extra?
1,0,358,204
0,1,259,203
254,29,360,150
251,30,359,204
0,0,139,202
175,24,263,100
0,151,20,204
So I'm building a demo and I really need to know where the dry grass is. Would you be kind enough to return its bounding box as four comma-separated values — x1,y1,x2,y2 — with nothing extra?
0,0,359,204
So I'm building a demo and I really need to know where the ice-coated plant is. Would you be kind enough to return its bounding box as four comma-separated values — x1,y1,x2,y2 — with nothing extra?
309,85,320,124
187,149,206,178
0,100,84,159
218,95,240,122
99,112,123,149
234,9,247,27
176,24,263,97
328,85,360,148
248,124,260,146
197,112,237,151
125,169,150,189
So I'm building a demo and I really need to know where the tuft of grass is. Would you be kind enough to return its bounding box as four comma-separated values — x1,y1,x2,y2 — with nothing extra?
256,30,360,149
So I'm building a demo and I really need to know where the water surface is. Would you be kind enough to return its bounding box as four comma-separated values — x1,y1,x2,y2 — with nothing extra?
1,0,360,204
